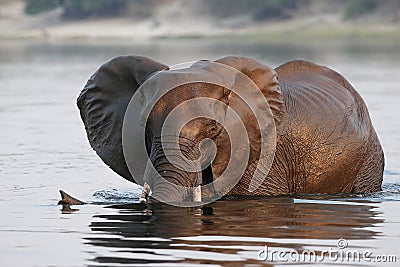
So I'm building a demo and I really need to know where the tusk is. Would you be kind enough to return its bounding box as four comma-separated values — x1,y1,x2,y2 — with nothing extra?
194,185,202,202
140,183,151,203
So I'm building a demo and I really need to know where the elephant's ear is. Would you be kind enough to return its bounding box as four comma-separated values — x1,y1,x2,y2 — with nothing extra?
215,56,285,127
77,56,169,182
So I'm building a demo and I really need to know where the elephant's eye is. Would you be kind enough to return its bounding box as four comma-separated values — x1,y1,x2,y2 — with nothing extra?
208,125,220,138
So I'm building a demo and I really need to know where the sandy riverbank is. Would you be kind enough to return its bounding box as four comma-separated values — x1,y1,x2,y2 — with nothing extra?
1,1,400,42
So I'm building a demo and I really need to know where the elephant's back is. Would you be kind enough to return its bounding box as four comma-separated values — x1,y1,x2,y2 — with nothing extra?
274,60,374,193
275,60,371,139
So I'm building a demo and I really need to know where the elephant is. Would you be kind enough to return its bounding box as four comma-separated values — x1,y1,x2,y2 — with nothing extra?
77,55,384,202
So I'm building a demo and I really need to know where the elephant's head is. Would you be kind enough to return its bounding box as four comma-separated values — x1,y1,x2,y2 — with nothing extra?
77,55,285,203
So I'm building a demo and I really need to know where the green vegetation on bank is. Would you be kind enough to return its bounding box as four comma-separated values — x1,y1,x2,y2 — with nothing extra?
25,0,130,17
63,0,127,18
25,0,60,15
344,0,379,19
204,0,297,20
24,0,399,20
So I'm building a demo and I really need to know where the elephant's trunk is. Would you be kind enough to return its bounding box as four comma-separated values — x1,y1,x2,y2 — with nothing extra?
145,138,202,203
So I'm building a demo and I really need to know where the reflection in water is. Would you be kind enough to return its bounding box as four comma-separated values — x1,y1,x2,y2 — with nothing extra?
85,198,382,265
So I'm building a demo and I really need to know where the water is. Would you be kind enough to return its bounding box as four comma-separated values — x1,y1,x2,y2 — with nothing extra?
0,39,399,266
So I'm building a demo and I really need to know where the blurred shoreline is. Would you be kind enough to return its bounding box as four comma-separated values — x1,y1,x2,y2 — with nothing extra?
1,1,400,42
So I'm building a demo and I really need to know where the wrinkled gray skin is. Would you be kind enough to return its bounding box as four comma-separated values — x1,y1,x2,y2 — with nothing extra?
77,55,384,202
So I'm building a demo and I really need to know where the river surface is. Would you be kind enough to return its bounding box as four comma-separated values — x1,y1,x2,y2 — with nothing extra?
0,39,399,266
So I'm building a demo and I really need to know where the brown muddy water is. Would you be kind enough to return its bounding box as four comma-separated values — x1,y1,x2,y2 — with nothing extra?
0,39,399,266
